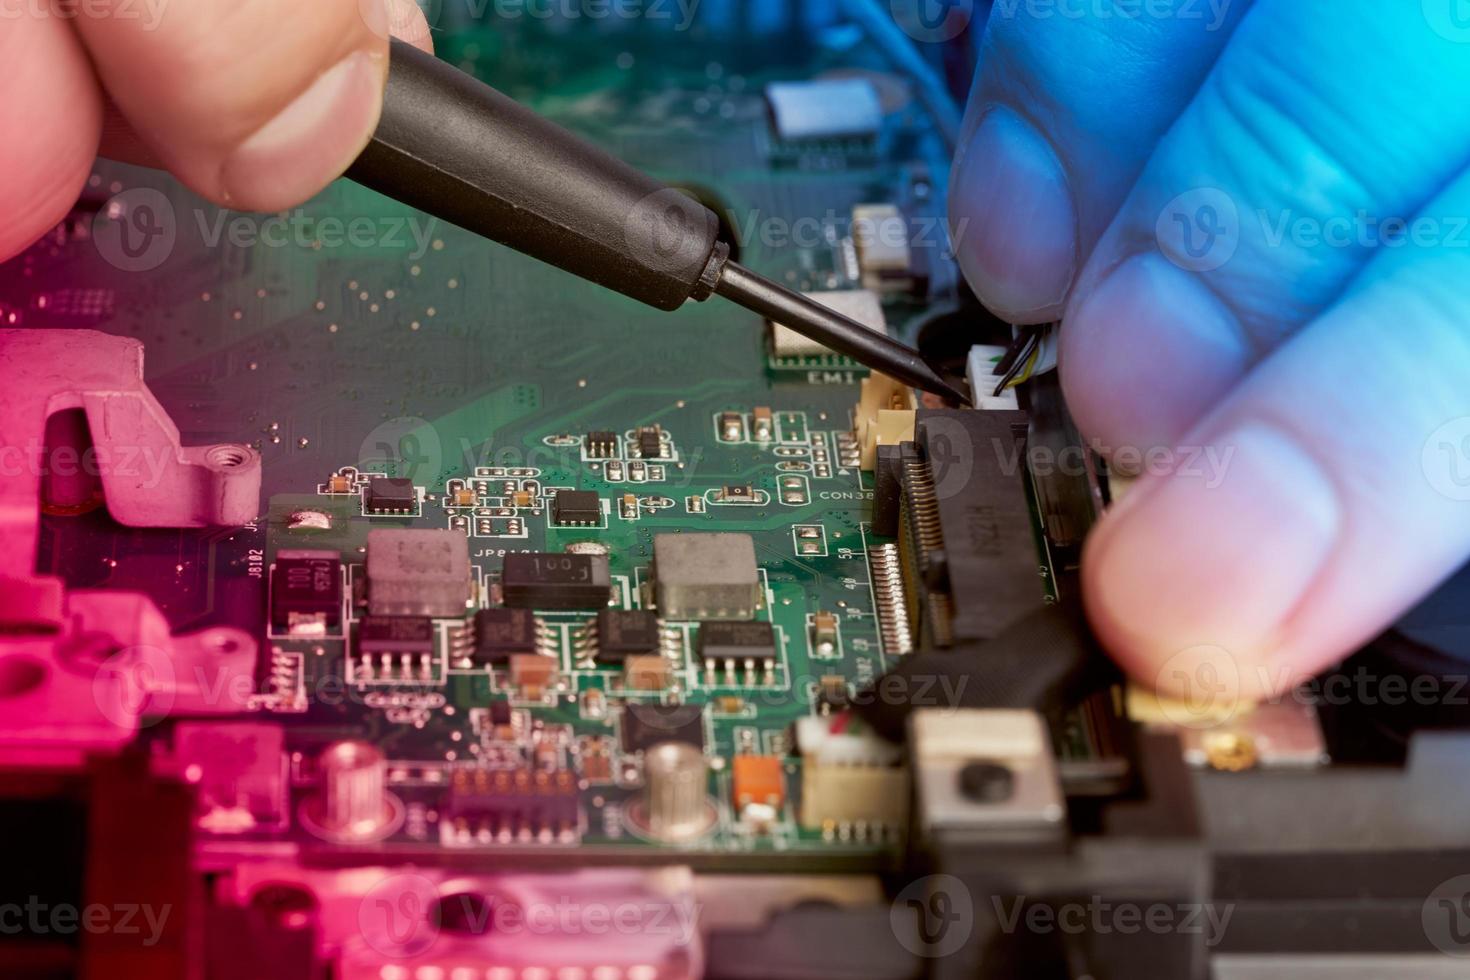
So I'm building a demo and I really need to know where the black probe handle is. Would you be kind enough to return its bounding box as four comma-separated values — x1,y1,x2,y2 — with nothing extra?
346,40,725,311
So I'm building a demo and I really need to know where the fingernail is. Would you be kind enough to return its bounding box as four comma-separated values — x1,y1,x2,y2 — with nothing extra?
949,106,1077,322
1087,423,1342,676
221,50,384,212
1061,253,1252,463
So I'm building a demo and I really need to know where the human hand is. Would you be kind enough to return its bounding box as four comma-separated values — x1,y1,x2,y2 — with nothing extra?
950,0,1470,701
0,0,432,262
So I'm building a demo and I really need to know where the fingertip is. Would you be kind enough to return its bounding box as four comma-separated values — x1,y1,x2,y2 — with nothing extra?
0,17,103,260
218,48,386,211
1082,421,1343,702
388,0,434,51
1061,253,1252,463
949,106,1077,323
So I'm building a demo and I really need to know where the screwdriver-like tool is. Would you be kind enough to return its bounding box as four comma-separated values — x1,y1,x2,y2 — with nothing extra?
345,41,971,405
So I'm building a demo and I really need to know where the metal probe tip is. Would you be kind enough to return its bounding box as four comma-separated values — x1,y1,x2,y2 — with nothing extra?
713,262,972,405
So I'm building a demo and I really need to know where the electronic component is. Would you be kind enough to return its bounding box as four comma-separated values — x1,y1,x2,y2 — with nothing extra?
510,654,558,699
852,204,914,293
796,715,906,835
365,476,418,515
502,552,612,610
653,533,760,620
445,767,581,842
765,78,882,142
769,289,887,359
301,741,399,843
799,764,908,836
870,541,914,656
470,608,539,665
872,443,907,537
637,426,664,459
720,485,757,503
698,620,776,663
855,371,917,470
358,615,435,656
595,609,662,664
812,612,839,655
624,655,671,692
719,411,744,441
271,550,342,635
585,431,619,458
903,411,1039,645
732,755,785,812
552,489,602,526
366,529,473,618
745,412,771,448
795,715,903,767
817,675,850,713
621,703,705,753
965,344,1024,412
636,742,714,842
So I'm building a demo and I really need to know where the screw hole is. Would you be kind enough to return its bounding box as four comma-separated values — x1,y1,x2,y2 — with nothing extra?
207,446,251,469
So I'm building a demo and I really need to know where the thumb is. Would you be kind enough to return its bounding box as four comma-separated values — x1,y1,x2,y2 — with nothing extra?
75,0,428,212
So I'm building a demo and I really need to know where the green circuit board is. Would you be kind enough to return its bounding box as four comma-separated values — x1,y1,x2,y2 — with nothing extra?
15,16,1038,871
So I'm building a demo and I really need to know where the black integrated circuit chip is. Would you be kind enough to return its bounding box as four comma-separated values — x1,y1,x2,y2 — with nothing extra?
365,477,418,515
552,489,602,526
358,616,435,655
585,432,618,458
271,550,342,633
621,702,706,753
472,608,539,665
501,553,612,610
595,609,661,664
487,700,513,727
637,427,663,459
698,620,776,661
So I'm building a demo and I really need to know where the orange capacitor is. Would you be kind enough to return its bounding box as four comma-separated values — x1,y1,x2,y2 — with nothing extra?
732,755,785,809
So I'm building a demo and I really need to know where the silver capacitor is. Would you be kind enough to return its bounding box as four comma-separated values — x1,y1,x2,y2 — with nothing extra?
642,741,712,842
307,740,398,841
